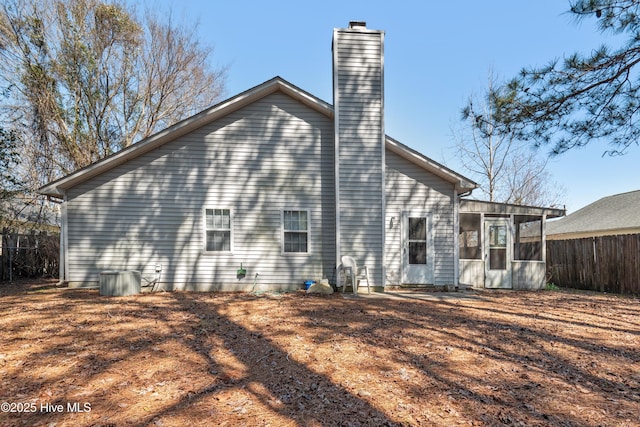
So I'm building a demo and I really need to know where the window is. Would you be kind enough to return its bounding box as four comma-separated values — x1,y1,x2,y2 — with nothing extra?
408,217,427,264
283,210,308,253
488,224,508,270
205,208,231,252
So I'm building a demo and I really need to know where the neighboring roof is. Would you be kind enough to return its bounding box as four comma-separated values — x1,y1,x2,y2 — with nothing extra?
460,199,566,218
546,190,640,238
1,196,60,232
39,76,477,198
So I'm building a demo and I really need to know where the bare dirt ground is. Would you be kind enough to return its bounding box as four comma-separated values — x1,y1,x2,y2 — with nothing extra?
0,280,639,427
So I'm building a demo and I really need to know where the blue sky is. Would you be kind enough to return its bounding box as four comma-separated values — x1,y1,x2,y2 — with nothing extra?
151,0,638,213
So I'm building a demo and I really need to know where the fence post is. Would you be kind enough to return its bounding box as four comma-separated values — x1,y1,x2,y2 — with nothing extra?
8,233,13,282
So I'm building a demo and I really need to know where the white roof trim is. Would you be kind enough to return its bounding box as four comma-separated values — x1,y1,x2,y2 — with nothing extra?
460,199,566,218
40,77,333,198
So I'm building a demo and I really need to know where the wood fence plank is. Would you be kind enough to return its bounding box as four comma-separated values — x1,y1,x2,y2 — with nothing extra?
547,234,640,296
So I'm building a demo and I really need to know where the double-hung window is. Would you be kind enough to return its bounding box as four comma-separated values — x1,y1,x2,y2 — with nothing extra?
283,210,309,253
205,208,232,252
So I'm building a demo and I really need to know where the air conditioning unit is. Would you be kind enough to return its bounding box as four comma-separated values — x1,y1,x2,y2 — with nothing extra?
99,270,141,296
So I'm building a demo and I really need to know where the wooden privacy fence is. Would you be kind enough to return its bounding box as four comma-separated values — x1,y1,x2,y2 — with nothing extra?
1,232,59,281
547,234,640,296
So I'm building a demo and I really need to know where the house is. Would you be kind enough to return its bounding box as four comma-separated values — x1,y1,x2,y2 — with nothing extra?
545,190,640,240
39,21,561,292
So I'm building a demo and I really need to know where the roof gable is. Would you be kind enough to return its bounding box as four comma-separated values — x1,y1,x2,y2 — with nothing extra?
40,77,333,197
547,190,640,236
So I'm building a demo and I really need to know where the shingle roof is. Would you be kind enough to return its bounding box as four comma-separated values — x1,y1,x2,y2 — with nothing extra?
546,190,640,236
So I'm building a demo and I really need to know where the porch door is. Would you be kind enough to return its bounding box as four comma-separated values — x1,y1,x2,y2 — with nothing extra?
484,219,512,289
402,212,434,284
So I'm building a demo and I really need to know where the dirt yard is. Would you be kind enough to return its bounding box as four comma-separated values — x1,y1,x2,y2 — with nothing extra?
0,280,639,427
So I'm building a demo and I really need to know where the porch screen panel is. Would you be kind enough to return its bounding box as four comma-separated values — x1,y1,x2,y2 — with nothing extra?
459,213,481,259
514,216,542,261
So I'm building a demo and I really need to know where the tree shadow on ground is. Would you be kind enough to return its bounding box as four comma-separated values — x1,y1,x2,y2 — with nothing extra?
134,292,399,426
289,292,640,426
1,285,638,426
0,287,402,426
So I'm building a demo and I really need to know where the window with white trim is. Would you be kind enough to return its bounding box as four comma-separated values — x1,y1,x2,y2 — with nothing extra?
205,208,231,252
283,210,308,253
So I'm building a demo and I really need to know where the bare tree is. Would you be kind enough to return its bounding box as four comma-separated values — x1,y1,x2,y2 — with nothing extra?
501,150,566,207
0,127,22,202
0,0,226,185
135,11,224,142
457,73,511,202
455,71,565,207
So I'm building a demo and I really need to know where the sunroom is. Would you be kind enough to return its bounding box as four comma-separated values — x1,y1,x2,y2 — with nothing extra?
458,199,565,290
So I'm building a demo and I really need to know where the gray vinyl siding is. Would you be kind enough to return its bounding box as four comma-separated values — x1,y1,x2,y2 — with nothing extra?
385,150,456,286
65,92,335,290
333,28,385,287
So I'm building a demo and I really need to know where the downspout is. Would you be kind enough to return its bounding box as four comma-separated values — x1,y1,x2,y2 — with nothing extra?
541,214,547,264
542,214,548,288
60,190,68,285
481,212,486,288
47,195,65,284
453,189,460,288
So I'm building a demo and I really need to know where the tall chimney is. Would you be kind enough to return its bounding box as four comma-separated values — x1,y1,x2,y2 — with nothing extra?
333,21,385,288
